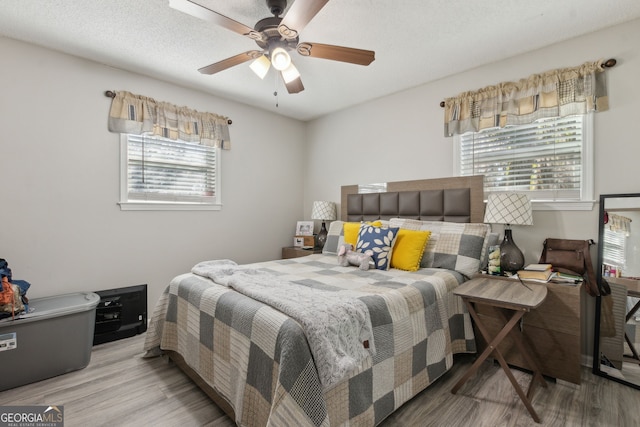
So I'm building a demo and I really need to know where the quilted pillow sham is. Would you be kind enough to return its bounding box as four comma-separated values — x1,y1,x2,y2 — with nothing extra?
356,223,399,271
430,222,489,278
389,218,490,278
322,221,345,255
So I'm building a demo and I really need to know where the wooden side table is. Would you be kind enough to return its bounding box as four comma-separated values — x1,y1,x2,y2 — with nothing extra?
281,247,321,259
470,274,582,384
474,274,585,384
451,276,548,423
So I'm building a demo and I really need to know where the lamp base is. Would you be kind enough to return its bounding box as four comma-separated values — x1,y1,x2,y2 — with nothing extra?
316,222,328,249
500,228,524,273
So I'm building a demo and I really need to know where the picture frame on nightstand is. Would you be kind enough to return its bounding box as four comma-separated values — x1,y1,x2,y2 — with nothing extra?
295,221,313,236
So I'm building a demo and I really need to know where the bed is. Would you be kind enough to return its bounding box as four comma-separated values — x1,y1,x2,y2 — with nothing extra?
144,175,491,426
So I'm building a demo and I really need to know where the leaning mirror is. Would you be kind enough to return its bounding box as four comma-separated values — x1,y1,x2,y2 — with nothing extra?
593,193,640,389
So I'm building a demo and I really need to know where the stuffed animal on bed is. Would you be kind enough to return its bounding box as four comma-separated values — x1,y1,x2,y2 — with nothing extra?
337,243,373,271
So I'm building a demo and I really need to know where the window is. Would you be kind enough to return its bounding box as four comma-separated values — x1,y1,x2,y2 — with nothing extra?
119,134,220,210
454,114,594,210
357,183,387,194
603,227,626,270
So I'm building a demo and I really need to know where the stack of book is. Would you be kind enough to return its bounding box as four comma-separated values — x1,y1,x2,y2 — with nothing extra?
549,271,584,285
517,264,554,281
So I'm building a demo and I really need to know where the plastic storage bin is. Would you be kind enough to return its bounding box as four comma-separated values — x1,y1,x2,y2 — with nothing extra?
0,292,100,391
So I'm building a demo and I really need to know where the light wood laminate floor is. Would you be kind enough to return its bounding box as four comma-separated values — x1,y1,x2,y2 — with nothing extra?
1,333,639,427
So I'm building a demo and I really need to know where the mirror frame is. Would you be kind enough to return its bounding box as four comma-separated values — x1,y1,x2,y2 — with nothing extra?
592,192,640,390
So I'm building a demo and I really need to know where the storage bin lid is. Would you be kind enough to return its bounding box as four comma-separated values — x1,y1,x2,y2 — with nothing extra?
21,292,100,319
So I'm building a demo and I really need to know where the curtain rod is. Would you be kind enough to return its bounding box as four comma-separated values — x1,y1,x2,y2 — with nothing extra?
104,90,233,125
438,58,617,108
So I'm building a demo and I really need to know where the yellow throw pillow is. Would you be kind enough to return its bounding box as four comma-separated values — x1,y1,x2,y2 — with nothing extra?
343,221,382,246
391,229,431,271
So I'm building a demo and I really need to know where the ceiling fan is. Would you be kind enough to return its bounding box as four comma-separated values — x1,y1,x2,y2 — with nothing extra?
169,0,375,94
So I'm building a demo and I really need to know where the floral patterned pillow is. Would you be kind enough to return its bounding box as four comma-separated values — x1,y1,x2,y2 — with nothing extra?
356,224,399,270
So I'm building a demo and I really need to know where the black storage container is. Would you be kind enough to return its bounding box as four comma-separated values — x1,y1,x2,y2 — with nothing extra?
93,284,147,345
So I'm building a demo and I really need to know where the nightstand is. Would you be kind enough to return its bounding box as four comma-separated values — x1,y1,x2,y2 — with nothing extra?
451,275,548,423
281,247,322,259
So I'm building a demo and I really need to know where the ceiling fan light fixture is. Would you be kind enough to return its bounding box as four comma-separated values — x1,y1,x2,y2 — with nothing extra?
249,55,271,79
173,0,376,95
281,63,300,83
271,47,291,71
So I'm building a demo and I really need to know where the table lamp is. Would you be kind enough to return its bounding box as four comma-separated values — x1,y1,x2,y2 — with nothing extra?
484,193,533,273
311,201,337,249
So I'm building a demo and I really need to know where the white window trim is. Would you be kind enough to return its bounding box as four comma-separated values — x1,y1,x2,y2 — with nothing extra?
118,134,222,211
453,112,595,211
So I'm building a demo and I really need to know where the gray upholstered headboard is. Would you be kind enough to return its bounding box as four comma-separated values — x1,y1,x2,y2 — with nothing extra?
341,175,484,223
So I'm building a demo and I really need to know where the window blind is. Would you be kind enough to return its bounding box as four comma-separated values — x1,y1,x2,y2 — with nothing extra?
127,134,217,203
459,116,584,201
603,228,626,269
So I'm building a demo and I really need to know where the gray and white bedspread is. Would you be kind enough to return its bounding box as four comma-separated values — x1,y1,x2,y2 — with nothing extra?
191,259,376,390
144,254,476,427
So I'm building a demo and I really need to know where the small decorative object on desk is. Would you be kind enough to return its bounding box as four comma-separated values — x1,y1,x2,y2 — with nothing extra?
488,245,501,275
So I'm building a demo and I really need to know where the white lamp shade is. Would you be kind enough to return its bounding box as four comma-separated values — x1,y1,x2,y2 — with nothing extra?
270,47,291,71
311,201,337,221
249,55,271,79
484,193,533,226
281,63,300,83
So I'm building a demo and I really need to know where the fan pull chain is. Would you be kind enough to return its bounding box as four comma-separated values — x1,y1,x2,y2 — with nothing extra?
273,71,279,108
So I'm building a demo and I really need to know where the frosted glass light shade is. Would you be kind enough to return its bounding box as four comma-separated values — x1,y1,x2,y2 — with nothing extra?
281,63,300,83
249,55,271,79
271,47,291,71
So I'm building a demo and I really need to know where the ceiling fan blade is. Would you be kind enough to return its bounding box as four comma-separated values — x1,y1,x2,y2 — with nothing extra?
282,73,305,94
198,51,263,75
278,0,329,39
170,0,257,38
297,42,375,66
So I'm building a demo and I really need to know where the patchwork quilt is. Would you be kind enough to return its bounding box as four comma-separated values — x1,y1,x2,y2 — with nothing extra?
144,254,476,426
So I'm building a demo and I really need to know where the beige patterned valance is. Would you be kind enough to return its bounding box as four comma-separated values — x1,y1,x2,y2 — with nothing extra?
443,59,609,137
107,91,231,149
608,213,632,236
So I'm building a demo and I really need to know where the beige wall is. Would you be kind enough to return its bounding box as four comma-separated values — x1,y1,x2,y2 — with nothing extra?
305,19,640,359
0,37,306,309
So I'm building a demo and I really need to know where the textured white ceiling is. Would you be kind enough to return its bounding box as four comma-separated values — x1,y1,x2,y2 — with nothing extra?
1,0,640,121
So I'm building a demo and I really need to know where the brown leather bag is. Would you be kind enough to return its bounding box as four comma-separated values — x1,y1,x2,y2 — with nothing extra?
539,238,604,297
